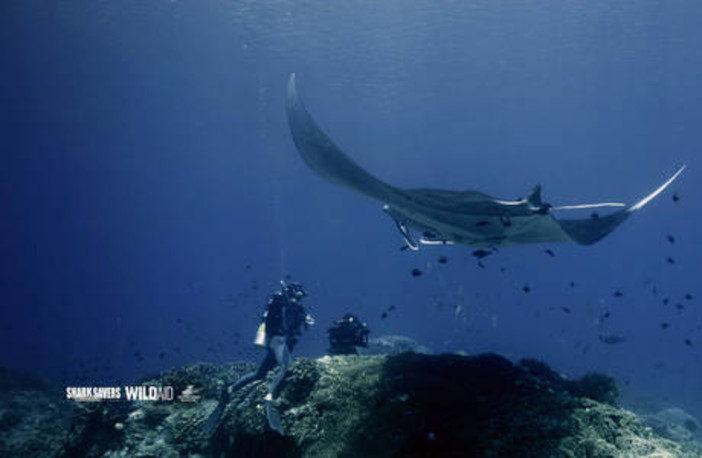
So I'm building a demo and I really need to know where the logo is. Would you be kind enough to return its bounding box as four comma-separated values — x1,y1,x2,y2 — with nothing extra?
66,386,121,402
124,385,174,401
178,385,201,403
66,385,176,402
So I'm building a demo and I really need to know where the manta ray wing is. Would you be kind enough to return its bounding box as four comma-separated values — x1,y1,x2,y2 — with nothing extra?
286,74,402,203
556,211,631,246
553,165,686,245
286,74,685,248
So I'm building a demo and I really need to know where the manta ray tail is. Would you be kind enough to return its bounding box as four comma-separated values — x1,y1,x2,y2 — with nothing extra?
286,74,399,202
557,165,686,245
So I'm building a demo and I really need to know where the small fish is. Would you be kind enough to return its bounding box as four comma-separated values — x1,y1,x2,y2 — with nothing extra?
601,312,611,320
591,212,600,220
500,267,506,273
381,312,388,319
685,293,693,301
245,264,252,270
666,257,676,265
613,290,624,298
472,249,492,259
475,221,490,227
663,297,670,305
423,231,438,238
684,338,693,347
411,268,423,277
437,256,448,264
523,284,531,293
544,249,555,257
159,352,166,359
399,245,410,251
478,261,485,269
600,334,627,345
660,323,670,330
568,281,576,288
561,307,572,314
676,303,684,311
388,305,396,311
666,235,676,244
672,193,680,202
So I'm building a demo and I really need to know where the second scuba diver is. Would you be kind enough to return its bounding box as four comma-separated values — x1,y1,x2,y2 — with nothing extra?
327,313,370,355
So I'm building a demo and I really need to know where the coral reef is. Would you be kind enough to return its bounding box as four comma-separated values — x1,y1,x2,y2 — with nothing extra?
1,354,698,457
0,366,75,456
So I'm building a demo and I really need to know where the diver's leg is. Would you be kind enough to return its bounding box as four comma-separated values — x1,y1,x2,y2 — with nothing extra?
254,350,278,379
227,349,276,395
203,370,258,436
202,351,276,436
264,336,292,435
268,336,292,398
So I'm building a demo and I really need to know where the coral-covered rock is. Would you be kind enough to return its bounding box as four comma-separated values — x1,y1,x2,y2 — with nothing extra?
1,355,697,457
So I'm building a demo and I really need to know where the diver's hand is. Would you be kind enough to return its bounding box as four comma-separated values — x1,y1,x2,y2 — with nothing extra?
305,314,315,326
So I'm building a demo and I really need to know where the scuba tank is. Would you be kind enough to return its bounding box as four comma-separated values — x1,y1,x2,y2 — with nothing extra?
254,311,269,347
254,322,267,347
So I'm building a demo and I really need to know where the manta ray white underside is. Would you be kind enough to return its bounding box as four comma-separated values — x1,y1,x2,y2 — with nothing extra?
285,73,686,250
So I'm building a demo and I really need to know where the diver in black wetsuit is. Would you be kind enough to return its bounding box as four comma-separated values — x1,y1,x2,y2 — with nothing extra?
203,281,314,436
327,313,369,355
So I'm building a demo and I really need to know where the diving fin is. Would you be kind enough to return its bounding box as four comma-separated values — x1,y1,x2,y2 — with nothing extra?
265,401,285,435
202,390,229,437
202,406,223,437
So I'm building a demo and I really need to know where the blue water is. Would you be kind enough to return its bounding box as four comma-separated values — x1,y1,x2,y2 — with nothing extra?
2,0,701,418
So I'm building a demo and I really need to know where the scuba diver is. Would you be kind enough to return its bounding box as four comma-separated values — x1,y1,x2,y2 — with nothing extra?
203,280,314,436
327,313,370,355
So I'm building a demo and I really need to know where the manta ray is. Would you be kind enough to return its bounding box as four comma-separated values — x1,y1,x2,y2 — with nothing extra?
285,74,685,250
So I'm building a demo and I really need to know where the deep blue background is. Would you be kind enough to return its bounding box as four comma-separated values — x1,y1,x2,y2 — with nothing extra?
2,1,700,417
